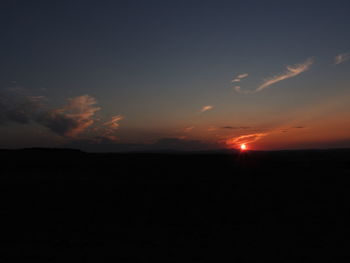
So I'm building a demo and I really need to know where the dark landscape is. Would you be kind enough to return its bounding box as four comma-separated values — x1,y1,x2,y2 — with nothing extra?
1,148,350,261
4,0,350,261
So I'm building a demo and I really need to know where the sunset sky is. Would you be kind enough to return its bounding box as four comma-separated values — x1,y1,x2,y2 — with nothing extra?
2,0,350,151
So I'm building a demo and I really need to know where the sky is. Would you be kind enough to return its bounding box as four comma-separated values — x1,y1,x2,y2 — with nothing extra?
1,0,350,151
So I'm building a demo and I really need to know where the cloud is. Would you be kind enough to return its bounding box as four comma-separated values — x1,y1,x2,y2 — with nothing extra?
100,115,124,141
233,86,242,92
233,58,313,94
238,73,248,79
207,126,217,132
233,85,253,94
221,126,251,130
65,138,147,152
27,96,46,103
184,126,195,132
256,58,313,92
104,115,124,129
0,90,43,125
65,137,219,152
153,138,210,151
231,73,248,83
38,95,100,137
334,53,350,65
280,126,306,133
0,90,126,140
200,105,214,113
226,133,267,148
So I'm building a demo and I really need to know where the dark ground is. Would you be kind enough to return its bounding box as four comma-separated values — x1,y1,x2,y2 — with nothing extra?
1,148,350,262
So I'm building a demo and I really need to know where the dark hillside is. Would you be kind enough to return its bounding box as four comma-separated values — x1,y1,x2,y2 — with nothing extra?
1,149,350,262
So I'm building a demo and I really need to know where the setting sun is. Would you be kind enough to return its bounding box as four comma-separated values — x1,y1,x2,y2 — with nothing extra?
240,144,247,151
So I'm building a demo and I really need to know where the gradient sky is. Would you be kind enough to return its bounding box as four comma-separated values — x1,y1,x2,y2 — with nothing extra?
2,0,350,151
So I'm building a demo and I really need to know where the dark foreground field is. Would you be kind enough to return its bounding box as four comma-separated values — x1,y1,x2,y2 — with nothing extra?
1,148,350,262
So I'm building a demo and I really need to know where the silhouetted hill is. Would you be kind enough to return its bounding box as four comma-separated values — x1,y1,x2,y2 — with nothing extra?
1,148,350,262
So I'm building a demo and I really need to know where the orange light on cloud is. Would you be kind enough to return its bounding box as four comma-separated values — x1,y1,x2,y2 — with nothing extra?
226,133,267,149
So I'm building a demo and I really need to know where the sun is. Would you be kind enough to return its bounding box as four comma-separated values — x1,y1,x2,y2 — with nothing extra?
240,143,247,151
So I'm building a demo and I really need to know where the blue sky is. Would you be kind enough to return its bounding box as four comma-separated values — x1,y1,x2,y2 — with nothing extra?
1,0,350,150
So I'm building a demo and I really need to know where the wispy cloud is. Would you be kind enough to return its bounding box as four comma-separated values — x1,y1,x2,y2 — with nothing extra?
27,96,47,103
100,115,124,141
233,86,242,92
256,58,313,92
207,126,217,132
226,133,267,148
221,126,251,130
233,85,253,94
184,126,195,132
104,115,123,129
200,105,214,113
280,126,306,133
334,53,350,65
231,73,249,83
233,58,313,94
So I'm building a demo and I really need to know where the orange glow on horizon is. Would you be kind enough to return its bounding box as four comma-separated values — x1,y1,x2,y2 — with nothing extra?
240,144,247,151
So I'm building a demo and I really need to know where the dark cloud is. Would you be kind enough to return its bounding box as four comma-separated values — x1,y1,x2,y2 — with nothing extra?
152,138,214,151
221,126,251,130
37,110,84,137
280,126,306,133
0,90,101,138
0,90,43,125
5,109,31,124
65,138,147,152
38,95,100,137
65,137,220,153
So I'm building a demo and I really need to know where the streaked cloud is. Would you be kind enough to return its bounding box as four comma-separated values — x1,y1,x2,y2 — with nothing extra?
334,53,350,65
184,126,195,132
221,126,251,130
280,126,306,133
238,73,248,79
233,58,313,94
27,96,47,103
200,105,213,113
256,58,313,92
100,115,124,141
231,73,249,83
226,133,267,148
207,126,217,132
233,85,252,94
104,115,123,129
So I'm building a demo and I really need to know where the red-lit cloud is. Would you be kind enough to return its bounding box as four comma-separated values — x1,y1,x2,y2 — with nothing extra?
232,73,249,83
334,52,350,65
100,115,124,141
200,105,214,113
256,58,313,92
234,58,313,94
226,133,267,148
39,95,101,137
